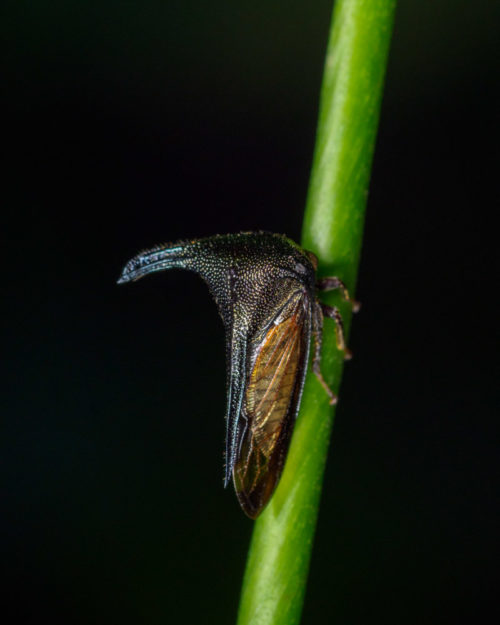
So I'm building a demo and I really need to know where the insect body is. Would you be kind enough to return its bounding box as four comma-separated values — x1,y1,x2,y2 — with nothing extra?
118,232,356,518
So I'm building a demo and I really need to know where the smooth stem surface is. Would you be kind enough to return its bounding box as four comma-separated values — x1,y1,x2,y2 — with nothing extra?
236,1,396,624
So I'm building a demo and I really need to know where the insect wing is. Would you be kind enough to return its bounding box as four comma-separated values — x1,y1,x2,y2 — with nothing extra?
233,292,311,518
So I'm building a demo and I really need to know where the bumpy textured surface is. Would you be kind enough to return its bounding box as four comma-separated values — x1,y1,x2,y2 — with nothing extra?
118,232,320,518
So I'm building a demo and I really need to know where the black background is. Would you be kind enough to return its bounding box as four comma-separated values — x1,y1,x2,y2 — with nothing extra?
3,1,498,624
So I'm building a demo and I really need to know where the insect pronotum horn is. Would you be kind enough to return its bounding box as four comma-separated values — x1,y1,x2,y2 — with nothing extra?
117,244,190,284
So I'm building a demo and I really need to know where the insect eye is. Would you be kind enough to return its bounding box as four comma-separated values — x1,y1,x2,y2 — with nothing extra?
287,255,307,275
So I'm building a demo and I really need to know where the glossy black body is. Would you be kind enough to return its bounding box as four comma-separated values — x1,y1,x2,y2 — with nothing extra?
118,232,344,518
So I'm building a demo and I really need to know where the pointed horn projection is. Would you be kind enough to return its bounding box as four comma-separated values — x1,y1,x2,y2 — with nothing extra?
117,244,189,284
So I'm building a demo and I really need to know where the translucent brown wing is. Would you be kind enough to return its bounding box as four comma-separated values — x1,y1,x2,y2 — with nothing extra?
232,292,311,518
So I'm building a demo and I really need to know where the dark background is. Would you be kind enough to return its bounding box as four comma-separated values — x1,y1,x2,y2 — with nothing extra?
3,1,498,624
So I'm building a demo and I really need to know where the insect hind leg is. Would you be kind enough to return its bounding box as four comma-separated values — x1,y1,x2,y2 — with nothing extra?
312,302,338,405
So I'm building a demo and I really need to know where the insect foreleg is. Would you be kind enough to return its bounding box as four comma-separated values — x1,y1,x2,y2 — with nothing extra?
316,277,360,312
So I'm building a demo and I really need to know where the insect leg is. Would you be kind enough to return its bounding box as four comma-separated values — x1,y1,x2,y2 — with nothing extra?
312,302,338,405
316,277,360,312
320,303,352,360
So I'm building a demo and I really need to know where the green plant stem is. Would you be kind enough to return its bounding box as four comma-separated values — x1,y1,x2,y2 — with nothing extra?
236,1,396,624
